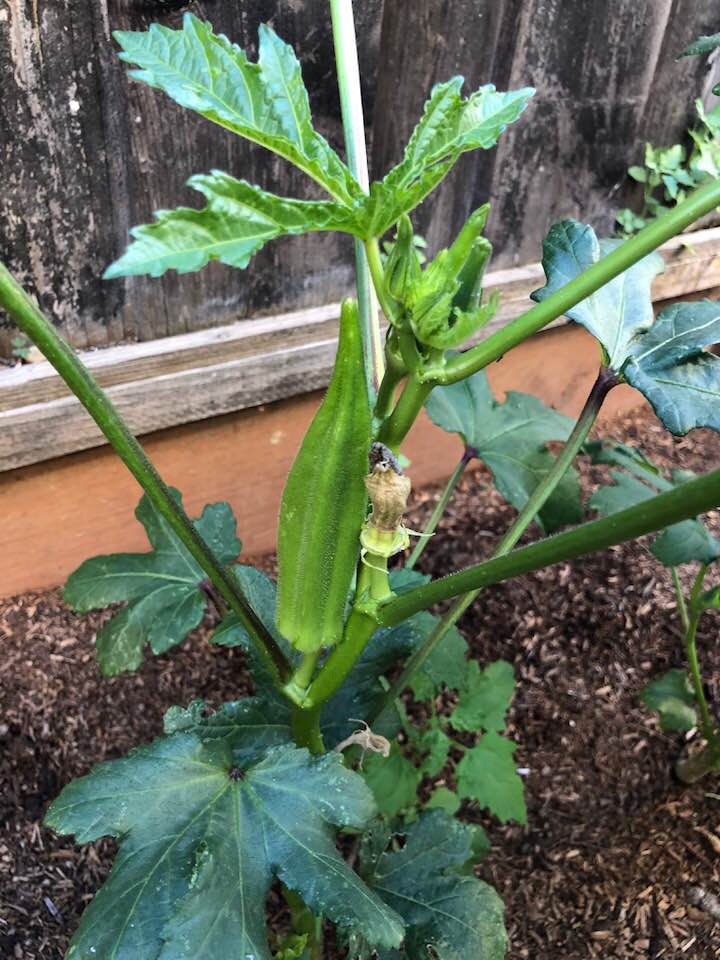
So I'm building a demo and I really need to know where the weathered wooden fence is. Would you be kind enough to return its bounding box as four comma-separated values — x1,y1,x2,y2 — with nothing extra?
2,0,719,352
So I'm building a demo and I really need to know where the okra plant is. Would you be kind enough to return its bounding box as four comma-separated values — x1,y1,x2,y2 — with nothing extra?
4,7,720,959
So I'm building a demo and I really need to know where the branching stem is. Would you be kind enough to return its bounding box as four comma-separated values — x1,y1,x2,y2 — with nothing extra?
406,451,473,570
0,262,293,686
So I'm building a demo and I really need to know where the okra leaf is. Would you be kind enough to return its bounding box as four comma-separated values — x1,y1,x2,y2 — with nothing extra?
349,811,507,960
425,786,461,816
677,33,720,58
105,171,361,278
456,732,527,824
64,491,240,675
416,727,452,777
362,743,423,820
450,660,515,733
530,220,664,370
46,736,404,960
425,369,582,532
588,442,720,567
623,301,720,434
363,81,534,235
639,668,697,732
114,15,360,204
163,697,292,761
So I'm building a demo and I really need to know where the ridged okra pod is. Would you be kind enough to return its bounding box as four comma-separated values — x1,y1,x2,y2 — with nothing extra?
276,299,372,653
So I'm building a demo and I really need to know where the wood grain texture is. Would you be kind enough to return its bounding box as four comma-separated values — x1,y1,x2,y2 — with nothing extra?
0,0,383,351
0,323,644,598
372,0,720,267
2,226,719,471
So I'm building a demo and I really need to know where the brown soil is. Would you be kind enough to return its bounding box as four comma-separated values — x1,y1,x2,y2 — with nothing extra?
2,406,720,959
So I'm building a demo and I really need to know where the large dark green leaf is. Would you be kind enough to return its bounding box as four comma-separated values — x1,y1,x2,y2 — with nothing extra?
530,220,663,370
164,698,292,762
623,301,720,434
348,811,507,960
425,369,582,531
105,171,361,278
47,735,404,960
114,15,360,204
363,80,533,235
588,442,720,567
64,491,240,675
640,668,697,732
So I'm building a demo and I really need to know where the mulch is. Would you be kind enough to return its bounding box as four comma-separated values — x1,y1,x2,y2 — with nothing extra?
2,406,720,959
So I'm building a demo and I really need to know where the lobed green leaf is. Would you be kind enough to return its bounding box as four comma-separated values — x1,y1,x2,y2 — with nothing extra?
64,491,241,674
450,660,515,733
105,171,361,278
114,15,360,203
47,735,404,959
456,732,527,824
425,369,583,532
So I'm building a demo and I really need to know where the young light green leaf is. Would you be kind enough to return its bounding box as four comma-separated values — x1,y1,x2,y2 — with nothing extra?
362,743,422,820
105,171,361,278
114,15,360,203
47,736,404,959
639,669,697,732
450,660,515,733
588,443,720,567
64,491,240,675
363,81,534,235
456,732,527,824
425,786,461,816
530,220,664,370
425,370,582,531
351,811,507,960
699,584,720,611
677,33,720,58
416,728,452,777
623,301,720,434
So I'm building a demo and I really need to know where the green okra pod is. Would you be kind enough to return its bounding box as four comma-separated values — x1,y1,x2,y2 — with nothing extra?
276,298,372,653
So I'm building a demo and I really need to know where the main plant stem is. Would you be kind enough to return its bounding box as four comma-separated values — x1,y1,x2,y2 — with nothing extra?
330,0,383,391
377,368,615,709
0,263,292,685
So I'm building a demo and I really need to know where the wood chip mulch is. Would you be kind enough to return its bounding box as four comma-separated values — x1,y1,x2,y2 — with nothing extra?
2,406,720,958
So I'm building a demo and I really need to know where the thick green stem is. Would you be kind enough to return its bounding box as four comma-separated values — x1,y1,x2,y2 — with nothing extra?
437,177,720,382
377,369,614,710
377,375,432,452
291,704,325,754
0,262,293,685
377,405,720,627
330,0,383,391
406,453,471,570
365,236,399,326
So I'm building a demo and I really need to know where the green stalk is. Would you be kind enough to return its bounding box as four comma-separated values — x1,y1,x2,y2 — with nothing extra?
687,564,713,736
377,369,614,709
436,177,720,383
377,415,720,627
330,0,384,391
0,262,292,685
671,568,690,632
406,452,472,570
377,374,432,452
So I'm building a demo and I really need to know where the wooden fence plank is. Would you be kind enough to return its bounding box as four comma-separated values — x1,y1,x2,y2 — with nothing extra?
2,226,720,471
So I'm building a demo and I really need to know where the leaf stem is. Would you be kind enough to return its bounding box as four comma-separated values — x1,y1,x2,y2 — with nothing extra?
330,0,384,391
376,368,615,709
376,374,432,452
437,177,720,382
687,564,713,736
406,451,472,570
671,568,690,632
378,462,720,625
0,262,293,685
